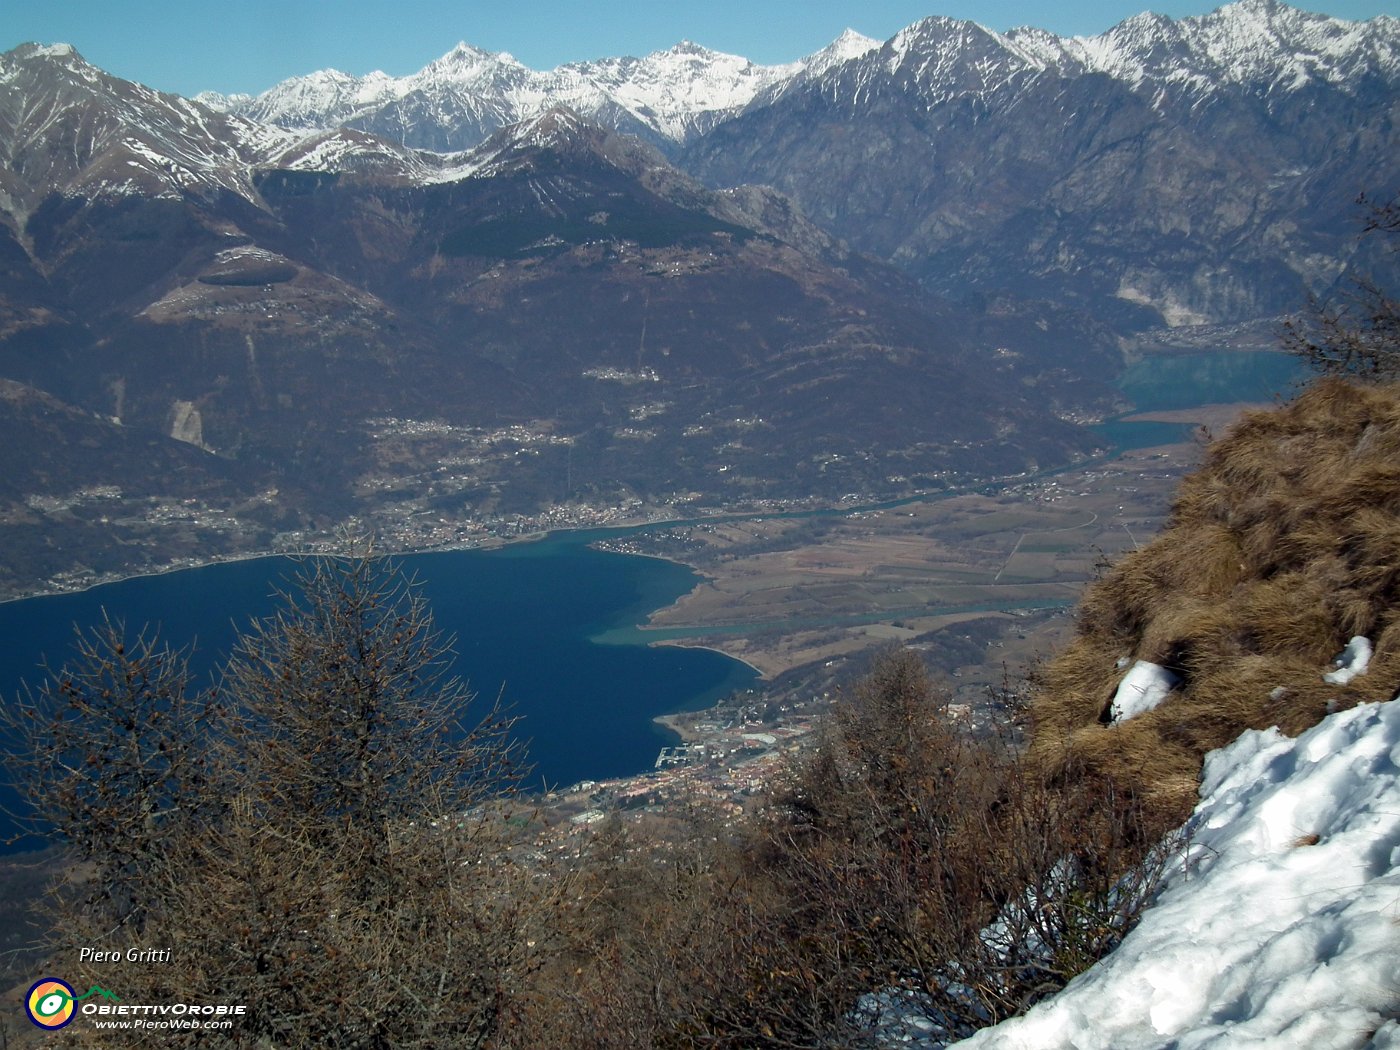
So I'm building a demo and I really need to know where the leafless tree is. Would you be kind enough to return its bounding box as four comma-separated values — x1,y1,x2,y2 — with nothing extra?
2,616,212,931
217,544,524,901
4,541,553,1048
1284,192,1400,379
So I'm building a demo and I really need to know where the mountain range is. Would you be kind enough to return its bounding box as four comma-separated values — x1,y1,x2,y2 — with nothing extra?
196,29,883,152
196,0,1399,320
0,0,1395,595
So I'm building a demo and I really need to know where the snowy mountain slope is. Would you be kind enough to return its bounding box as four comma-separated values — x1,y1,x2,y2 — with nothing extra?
1021,0,1400,95
683,1,1399,327
0,43,291,215
196,0,1398,156
13,1,1387,208
259,126,435,177
552,42,799,144
943,697,1400,1050
806,0,1399,112
178,2,1400,330
416,105,673,185
198,35,860,152
0,43,446,221
741,29,880,110
2,0,1393,347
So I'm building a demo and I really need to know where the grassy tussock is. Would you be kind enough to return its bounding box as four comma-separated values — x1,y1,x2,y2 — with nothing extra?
1030,378,1400,817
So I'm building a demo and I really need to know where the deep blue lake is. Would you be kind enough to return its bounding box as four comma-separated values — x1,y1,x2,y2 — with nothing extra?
0,533,757,848
0,347,1311,851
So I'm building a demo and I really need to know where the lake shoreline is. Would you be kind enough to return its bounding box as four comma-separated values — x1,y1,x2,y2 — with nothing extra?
0,525,762,847
0,457,1090,609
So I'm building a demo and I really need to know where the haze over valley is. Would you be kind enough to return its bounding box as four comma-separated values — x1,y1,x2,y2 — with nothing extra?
0,0,1394,601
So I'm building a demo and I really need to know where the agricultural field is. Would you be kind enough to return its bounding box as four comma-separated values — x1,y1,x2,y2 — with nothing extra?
623,428,1213,697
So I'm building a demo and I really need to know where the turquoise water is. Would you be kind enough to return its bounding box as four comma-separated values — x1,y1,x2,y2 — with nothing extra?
1118,350,1308,411
0,541,757,847
1093,350,1310,451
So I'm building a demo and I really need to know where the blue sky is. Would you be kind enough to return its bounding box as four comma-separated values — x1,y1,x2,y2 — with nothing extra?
5,0,1395,97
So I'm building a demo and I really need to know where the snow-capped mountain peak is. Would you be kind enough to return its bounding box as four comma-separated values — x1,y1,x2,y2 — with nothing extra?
35,1,1389,173
506,104,590,149
15,42,78,60
1178,0,1400,88
664,40,713,58
199,27,884,151
1039,0,1400,92
874,16,1045,97
804,28,881,75
0,42,299,210
1,40,97,89
196,5,1395,154
572,40,800,141
832,28,880,52
422,40,524,76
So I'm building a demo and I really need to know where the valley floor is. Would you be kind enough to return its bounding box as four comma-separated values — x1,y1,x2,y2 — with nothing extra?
611,407,1234,699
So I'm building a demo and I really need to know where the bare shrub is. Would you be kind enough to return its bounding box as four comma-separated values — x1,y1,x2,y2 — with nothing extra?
1284,194,1399,379
504,652,1176,1048
744,650,1178,1044
503,805,822,1050
3,544,547,1048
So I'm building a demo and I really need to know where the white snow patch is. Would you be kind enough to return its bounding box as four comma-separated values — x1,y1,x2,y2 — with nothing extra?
212,245,289,265
1109,660,1179,722
1325,635,1374,685
948,698,1400,1050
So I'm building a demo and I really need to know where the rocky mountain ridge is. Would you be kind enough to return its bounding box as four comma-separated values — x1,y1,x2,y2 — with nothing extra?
0,1,1396,594
193,1,1396,151
195,31,881,152
0,41,1107,597
175,0,1400,329
683,0,1399,325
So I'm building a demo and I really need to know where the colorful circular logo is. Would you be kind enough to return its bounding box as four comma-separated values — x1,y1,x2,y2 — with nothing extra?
26,978,76,1030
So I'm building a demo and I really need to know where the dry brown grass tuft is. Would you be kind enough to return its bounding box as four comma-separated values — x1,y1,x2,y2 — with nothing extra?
1031,635,1127,741
1375,618,1400,660
1030,378,1400,820
1233,573,1338,660
1037,722,1202,816
1136,600,1241,678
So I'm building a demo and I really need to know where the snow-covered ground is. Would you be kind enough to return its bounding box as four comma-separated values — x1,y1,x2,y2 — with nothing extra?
1327,636,1376,687
944,697,1400,1050
1109,659,1180,722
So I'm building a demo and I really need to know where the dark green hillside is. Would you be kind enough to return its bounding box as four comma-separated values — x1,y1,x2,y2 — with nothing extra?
439,168,755,259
